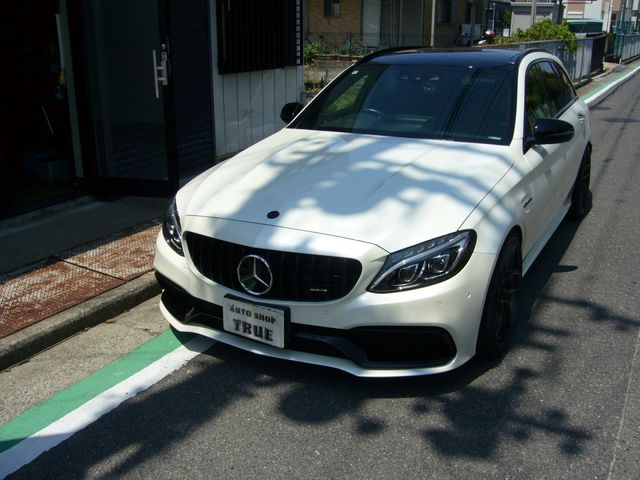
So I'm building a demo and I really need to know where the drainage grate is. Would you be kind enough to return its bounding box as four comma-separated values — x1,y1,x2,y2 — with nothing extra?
57,221,161,281
0,260,124,339
0,220,161,340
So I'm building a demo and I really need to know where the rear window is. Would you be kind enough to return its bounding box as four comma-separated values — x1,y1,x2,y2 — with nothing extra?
292,63,516,145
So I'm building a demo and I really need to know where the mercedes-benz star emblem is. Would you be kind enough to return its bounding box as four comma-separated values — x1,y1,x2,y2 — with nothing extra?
237,254,273,296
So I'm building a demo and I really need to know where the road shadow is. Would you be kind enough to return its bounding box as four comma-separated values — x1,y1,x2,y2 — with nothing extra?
267,220,595,461
8,219,605,479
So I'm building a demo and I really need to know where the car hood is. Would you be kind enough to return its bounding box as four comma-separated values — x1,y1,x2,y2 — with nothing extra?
181,129,513,253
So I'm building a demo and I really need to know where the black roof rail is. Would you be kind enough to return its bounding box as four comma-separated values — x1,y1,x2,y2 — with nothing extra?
354,45,553,68
355,46,431,65
491,46,555,55
500,47,559,66
506,47,554,56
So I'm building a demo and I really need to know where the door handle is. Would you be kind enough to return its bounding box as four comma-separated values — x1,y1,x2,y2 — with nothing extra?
152,49,168,99
577,115,585,124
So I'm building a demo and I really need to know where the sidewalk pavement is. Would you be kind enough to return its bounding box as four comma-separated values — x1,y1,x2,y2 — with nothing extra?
1,57,639,372
578,60,639,103
0,196,167,370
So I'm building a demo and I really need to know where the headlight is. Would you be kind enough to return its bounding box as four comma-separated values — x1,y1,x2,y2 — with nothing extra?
162,198,184,256
368,231,476,293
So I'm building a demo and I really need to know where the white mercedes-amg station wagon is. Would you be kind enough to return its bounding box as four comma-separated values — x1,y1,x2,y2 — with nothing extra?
154,48,592,377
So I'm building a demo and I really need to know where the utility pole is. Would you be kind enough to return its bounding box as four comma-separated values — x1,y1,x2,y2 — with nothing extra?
556,0,564,24
616,0,628,33
470,1,477,42
430,0,436,47
531,0,537,27
604,0,613,32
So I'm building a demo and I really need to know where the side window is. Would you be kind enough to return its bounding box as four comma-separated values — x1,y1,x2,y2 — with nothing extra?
524,64,554,136
324,0,340,17
552,62,577,109
538,61,573,114
216,0,302,74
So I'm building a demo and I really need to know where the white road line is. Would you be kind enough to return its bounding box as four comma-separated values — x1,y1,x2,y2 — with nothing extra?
606,329,640,480
0,336,214,479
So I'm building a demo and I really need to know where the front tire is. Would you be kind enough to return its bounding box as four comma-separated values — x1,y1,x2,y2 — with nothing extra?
568,148,592,220
476,234,522,359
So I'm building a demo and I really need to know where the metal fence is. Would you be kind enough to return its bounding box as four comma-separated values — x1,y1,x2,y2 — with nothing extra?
305,32,425,61
614,34,640,62
490,35,607,84
303,32,623,98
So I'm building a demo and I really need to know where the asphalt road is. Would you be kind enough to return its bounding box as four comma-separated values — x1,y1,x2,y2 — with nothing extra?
8,73,640,479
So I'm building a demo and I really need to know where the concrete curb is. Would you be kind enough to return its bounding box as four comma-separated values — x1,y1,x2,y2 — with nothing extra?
583,64,640,108
0,272,160,371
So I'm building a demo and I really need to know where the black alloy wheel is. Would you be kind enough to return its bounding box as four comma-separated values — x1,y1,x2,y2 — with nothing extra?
476,233,522,359
568,148,592,220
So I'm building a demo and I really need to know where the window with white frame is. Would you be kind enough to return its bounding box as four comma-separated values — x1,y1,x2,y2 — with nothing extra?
324,0,341,17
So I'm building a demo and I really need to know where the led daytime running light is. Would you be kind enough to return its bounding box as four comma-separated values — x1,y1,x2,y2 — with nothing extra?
162,198,184,256
368,231,476,293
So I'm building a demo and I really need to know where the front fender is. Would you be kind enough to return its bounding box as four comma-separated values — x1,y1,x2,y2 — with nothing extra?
458,158,527,256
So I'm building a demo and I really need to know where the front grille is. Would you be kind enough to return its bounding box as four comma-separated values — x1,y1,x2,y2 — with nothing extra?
184,232,362,302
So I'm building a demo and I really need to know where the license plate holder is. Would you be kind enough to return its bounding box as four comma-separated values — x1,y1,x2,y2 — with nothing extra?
222,295,289,348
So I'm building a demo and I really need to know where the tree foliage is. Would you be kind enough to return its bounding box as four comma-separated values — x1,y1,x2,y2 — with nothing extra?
497,19,577,52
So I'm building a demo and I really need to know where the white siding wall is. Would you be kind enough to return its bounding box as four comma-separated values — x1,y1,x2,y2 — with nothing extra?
363,0,382,47
584,0,604,19
511,6,557,32
209,1,305,158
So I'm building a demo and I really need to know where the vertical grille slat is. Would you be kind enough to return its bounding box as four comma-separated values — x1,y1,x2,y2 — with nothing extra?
184,233,362,302
205,235,214,280
225,242,237,289
276,251,286,299
293,253,301,300
211,235,221,282
307,253,316,299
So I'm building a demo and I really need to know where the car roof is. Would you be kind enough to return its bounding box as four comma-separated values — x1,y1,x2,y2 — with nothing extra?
358,47,540,69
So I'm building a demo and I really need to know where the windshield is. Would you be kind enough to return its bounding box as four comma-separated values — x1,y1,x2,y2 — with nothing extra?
292,63,516,145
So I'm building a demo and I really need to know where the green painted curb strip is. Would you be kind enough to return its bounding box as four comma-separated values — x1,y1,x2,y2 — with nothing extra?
581,65,640,103
0,329,194,455
581,77,617,102
581,81,610,101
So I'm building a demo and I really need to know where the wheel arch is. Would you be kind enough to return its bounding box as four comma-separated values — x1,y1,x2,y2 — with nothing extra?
475,227,523,358
583,141,592,157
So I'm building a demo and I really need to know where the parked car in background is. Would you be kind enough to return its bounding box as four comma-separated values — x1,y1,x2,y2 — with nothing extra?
155,48,592,377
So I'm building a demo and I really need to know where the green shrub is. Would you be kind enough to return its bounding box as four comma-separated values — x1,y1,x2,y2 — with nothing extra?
304,40,328,65
497,11,512,30
497,19,577,52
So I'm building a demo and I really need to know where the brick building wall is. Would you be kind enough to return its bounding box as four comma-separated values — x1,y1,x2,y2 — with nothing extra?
308,0,363,35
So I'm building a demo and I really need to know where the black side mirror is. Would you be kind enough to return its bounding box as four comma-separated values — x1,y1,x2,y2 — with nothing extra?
526,118,575,149
280,102,304,124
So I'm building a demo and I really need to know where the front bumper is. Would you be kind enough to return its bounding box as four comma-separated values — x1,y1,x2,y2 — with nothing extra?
154,222,497,377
